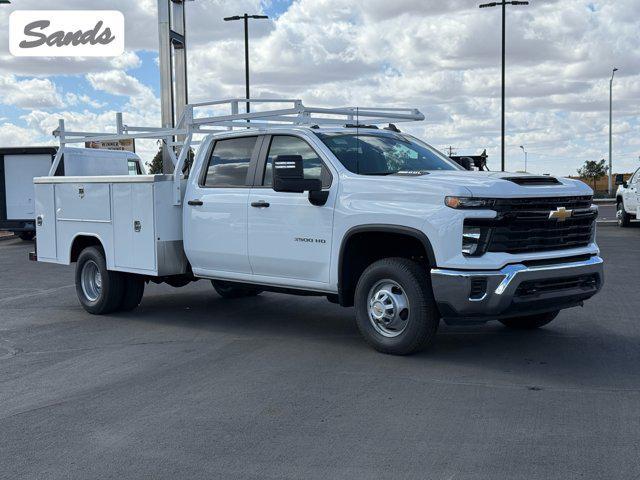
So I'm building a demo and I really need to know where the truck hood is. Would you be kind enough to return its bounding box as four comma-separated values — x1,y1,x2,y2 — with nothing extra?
413,171,593,198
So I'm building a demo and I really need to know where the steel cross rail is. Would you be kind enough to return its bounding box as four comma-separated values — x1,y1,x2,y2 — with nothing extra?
49,98,425,205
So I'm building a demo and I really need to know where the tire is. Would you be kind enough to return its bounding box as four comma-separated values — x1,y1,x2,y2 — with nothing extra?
212,280,262,299
119,274,145,311
499,310,559,330
617,201,631,227
75,246,124,315
19,231,35,241
354,257,440,355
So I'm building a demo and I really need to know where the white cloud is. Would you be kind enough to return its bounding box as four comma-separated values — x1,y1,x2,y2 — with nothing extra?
110,51,142,70
65,93,105,109
0,75,63,109
86,70,152,98
0,122,39,146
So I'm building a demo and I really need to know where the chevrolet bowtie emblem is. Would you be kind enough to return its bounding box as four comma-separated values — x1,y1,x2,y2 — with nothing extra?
549,206,573,221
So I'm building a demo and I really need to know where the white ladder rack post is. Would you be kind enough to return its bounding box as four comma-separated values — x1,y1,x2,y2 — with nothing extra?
50,99,426,204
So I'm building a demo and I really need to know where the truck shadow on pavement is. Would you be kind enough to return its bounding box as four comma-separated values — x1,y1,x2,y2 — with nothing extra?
117,285,639,392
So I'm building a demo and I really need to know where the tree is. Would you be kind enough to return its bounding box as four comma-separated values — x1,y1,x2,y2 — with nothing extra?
577,159,607,192
148,147,163,174
147,146,195,175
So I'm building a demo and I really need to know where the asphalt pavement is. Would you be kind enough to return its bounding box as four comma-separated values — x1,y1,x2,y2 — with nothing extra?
596,202,617,222
1,224,639,479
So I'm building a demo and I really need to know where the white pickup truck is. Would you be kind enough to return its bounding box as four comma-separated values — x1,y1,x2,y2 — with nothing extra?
31,100,604,355
616,167,639,227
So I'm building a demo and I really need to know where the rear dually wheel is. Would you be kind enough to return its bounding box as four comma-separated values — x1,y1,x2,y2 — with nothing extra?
75,246,124,315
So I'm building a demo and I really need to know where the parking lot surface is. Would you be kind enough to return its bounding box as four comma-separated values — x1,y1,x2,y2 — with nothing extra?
597,202,617,222
1,225,639,479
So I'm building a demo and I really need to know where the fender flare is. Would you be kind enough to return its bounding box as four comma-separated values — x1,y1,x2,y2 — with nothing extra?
337,224,437,302
68,233,106,264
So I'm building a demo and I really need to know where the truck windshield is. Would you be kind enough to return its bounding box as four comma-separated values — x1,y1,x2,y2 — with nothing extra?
315,132,460,175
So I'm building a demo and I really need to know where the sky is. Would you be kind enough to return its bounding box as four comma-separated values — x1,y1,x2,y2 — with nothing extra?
0,0,638,175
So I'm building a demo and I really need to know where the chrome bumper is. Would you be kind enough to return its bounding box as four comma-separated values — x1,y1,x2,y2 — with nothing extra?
431,256,604,323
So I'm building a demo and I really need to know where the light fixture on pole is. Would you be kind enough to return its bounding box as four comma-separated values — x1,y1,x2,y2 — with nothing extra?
224,13,269,116
519,145,527,172
479,1,529,172
608,67,618,196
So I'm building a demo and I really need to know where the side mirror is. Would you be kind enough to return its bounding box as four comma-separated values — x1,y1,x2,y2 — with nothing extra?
273,155,321,193
615,174,625,186
623,181,628,188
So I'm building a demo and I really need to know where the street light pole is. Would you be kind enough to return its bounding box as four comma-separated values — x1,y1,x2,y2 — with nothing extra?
608,67,618,196
519,145,527,172
479,1,529,172
224,13,269,115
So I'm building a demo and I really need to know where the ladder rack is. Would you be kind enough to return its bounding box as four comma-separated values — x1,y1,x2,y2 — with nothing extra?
49,98,425,205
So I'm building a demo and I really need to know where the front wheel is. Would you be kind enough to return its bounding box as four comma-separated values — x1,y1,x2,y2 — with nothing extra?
499,311,559,330
212,280,262,299
354,257,440,355
75,246,124,314
617,201,631,227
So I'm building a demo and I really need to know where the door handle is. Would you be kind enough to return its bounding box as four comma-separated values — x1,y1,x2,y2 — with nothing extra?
187,199,203,206
251,201,270,208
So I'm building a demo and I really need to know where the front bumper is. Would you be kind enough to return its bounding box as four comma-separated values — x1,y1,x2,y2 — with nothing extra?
431,255,604,324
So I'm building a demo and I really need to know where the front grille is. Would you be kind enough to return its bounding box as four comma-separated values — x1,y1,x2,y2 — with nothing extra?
487,217,595,253
515,273,599,298
494,196,592,211
467,196,596,254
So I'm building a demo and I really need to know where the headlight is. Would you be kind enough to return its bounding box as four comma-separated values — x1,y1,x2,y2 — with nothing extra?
462,226,482,256
445,196,495,209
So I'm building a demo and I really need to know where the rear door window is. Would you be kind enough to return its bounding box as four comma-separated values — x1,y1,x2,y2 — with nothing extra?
203,136,258,187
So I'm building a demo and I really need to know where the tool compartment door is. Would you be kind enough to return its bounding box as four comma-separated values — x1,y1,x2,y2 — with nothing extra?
34,183,57,260
112,183,156,272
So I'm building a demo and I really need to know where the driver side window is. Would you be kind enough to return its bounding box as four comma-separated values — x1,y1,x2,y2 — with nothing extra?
263,136,331,188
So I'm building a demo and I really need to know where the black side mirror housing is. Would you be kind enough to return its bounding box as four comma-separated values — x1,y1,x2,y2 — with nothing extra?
615,174,625,186
272,155,328,205
623,181,628,188
273,155,322,193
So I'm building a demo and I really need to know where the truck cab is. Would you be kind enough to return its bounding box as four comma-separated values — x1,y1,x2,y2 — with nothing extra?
32,100,605,355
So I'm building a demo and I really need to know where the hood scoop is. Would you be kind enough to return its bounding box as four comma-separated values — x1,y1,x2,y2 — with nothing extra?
502,176,561,186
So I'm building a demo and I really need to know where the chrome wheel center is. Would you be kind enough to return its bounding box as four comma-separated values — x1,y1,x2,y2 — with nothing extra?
367,280,410,338
81,260,102,302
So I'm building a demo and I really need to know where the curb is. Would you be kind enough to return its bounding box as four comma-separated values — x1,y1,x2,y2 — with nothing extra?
596,220,619,225
0,234,16,242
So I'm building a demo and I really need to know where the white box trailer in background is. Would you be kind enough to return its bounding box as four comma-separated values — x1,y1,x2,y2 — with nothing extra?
1,147,146,240
0,147,57,240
